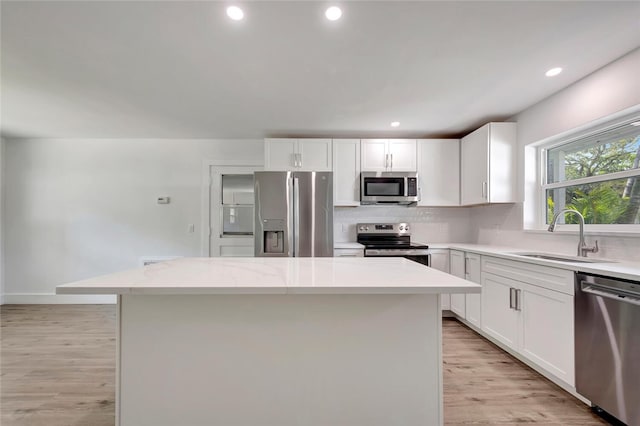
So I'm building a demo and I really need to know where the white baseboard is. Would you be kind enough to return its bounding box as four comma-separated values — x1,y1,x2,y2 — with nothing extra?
2,293,117,304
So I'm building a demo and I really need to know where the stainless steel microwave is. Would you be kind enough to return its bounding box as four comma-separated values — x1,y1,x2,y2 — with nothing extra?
360,172,419,205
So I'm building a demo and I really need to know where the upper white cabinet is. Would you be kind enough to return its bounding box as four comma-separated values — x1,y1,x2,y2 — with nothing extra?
361,139,417,172
265,138,332,171
460,122,517,205
417,139,460,206
332,139,361,206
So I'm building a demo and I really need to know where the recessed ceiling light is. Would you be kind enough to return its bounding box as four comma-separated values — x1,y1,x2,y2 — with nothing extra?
325,6,342,21
630,121,640,127
390,121,400,128
545,67,563,77
226,6,244,21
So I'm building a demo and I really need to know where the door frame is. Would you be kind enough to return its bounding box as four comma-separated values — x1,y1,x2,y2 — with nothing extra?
200,160,263,256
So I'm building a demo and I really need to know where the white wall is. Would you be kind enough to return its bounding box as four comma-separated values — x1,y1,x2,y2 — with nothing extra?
4,138,263,303
473,48,640,261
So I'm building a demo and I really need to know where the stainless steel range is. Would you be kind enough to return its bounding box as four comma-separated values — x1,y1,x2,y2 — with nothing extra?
356,223,430,267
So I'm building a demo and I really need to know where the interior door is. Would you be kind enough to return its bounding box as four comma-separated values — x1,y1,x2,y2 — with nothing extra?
209,166,259,257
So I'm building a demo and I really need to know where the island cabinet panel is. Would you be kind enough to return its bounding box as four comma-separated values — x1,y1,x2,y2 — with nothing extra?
449,250,466,318
429,249,451,310
117,293,445,426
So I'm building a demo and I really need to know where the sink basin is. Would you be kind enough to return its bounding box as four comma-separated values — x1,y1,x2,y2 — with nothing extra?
508,252,618,264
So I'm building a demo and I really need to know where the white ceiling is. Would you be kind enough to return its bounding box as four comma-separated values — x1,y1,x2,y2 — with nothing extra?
2,1,639,139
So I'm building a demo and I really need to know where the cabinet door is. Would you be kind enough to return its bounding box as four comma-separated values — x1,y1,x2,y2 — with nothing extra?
464,253,482,328
481,272,519,349
461,125,489,205
298,139,332,171
429,249,450,310
361,139,389,171
520,282,575,386
417,139,460,206
387,139,417,171
265,138,297,170
333,139,361,206
449,250,466,318
333,248,364,257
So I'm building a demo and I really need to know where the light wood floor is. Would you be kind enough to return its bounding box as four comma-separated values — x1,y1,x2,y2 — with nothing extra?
1,305,609,425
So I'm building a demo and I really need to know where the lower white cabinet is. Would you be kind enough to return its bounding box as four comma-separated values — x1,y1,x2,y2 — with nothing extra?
464,253,482,328
333,248,364,257
449,250,466,318
428,249,450,310
481,257,575,386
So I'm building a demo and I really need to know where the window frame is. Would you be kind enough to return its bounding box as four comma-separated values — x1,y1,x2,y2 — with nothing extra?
534,112,640,234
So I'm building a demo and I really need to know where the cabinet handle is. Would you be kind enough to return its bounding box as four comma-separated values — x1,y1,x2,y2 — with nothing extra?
390,153,393,169
482,181,487,199
293,153,297,168
509,288,516,309
464,257,468,275
515,289,522,311
385,154,389,169
298,153,302,168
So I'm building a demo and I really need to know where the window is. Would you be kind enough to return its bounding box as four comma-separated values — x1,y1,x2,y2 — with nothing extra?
541,116,640,228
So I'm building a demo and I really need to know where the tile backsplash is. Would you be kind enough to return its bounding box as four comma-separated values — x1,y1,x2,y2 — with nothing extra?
334,206,473,244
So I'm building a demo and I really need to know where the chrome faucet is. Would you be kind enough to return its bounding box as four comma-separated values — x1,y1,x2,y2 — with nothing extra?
548,209,598,257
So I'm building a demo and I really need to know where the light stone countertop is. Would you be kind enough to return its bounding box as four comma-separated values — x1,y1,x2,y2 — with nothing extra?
56,257,480,296
425,243,640,282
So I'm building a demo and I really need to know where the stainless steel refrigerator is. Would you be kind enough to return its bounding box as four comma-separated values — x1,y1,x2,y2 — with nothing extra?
254,171,333,257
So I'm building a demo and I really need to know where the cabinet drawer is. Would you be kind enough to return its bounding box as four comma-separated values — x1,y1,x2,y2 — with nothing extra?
482,256,574,295
333,248,364,257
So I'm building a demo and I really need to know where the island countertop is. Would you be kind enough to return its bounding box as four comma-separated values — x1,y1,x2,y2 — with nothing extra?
56,257,480,296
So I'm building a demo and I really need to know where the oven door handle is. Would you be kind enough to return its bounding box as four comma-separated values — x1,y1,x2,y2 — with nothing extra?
581,283,640,306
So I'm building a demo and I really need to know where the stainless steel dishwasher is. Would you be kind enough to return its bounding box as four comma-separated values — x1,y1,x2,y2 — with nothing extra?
575,272,640,426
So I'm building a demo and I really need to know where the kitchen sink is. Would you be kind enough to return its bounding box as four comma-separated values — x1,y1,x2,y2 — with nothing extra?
508,252,618,264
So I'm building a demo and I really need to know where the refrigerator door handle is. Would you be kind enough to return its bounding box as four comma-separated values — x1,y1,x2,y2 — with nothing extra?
293,177,300,257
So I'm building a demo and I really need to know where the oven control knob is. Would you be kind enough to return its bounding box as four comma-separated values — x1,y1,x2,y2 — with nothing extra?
399,225,405,231
405,225,410,231
365,226,370,231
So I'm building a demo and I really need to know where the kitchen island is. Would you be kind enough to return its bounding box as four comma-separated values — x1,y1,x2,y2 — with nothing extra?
57,257,479,426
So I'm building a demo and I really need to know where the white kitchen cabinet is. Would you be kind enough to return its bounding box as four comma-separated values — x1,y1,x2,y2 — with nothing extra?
460,122,517,205
481,272,520,348
449,250,466,318
265,138,332,171
428,249,450,310
481,256,575,386
332,139,361,206
333,248,364,257
417,139,460,206
361,139,417,172
464,252,482,328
